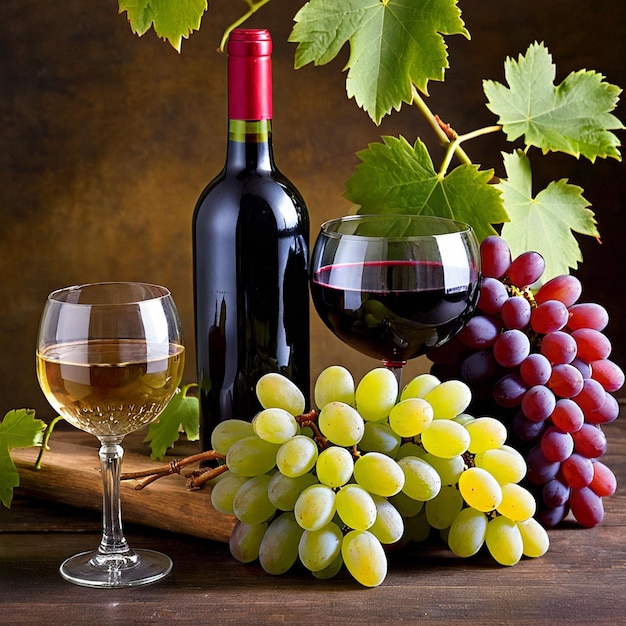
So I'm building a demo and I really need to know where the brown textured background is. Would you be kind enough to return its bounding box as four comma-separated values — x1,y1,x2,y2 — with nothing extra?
1,1,625,418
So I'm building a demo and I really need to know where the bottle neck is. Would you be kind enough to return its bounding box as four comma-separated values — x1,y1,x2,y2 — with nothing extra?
225,119,274,171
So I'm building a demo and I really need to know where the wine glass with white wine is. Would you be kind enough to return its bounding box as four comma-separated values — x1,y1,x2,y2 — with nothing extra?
36,282,185,588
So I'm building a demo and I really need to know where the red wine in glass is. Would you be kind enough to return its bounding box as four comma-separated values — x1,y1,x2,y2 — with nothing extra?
310,215,481,385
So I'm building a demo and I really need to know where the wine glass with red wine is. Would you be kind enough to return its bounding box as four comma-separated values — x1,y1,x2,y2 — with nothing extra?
36,282,185,588
310,214,481,386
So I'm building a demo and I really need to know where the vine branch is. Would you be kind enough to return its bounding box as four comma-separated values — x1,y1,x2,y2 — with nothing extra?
218,0,273,52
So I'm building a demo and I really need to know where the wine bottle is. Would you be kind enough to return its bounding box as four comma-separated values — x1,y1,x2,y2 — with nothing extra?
193,28,310,452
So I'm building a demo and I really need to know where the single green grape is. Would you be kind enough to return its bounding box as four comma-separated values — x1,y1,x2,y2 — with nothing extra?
423,380,472,419
447,507,488,558
294,483,336,531
318,401,364,447
252,407,299,444
397,456,441,501
314,365,355,408
341,530,387,587
226,435,280,477
316,446,354,488
355,367,398,421
232,474,276,524
267,471,318,511
298,522,343,572
276,435,318,478
421,419,470,459
258,512,303,575
229,520,268,563
256,372,306,416
211,419,255,455
335,484,377,531
210,471,249,515
485,515,523,566
458,467,503,512
353,452,405,497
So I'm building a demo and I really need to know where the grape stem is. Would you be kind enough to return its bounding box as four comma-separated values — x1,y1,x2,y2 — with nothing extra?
120,450,227,490
33,414,64,471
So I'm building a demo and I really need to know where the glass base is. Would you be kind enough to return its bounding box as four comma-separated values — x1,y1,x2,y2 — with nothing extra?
59,549,172,588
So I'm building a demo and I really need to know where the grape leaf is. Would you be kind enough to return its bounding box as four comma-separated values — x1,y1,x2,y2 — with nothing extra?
289,0,469,124
118,0,208,52
143,385,199,460
483,42,624,162
498,150,599,280
344,135,508,241
0,409,47,508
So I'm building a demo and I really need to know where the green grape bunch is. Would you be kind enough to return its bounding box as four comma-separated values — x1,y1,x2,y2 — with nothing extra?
210,367,549,587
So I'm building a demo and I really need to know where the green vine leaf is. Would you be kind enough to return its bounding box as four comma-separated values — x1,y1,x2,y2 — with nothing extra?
0,409,47,508
345,135,508,241
118,0,208,52
289,0,469,124
483,42,624,162
143,385,199,460
498,150,599,280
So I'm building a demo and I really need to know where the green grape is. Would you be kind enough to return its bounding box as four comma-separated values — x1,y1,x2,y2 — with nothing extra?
229,520,268,563
312,554,343,580
336,484,377,531
388,397,433,438
267,471,318,511
517,518,550,558
256,372,306,416
276,435,318,478
423,380,472,419
485,515,523,566
397,456,441,501
496,483,537,522
355,367,398,421
353,452,405,497
342,530,387,587
458,467,503,512
232,474,277,524
452,413,476,427
400,373,441,401
369,495,404,544
226,436,280,477
422,452,465,486
210,471,249,515
425,485,464,530
396,441,427,460
465,417,508,454
474,445,527,484
259,512,303,575
294,484,336,531
447,507,488,557
318,402,364,447
316,446,354,488
298,522,343,572
211,419,255,455
252,407,299,444
389,490,424,517
314,365,355,408
359,420,401,456
420,420,470,459
402,509,431,543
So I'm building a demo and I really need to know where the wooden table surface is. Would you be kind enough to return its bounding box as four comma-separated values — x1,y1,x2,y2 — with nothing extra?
1,413,625,625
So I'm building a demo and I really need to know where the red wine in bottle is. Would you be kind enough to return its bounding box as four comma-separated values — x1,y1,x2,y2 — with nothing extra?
193,28,310,452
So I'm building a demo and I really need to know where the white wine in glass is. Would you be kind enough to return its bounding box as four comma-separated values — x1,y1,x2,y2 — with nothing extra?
36,282,185,588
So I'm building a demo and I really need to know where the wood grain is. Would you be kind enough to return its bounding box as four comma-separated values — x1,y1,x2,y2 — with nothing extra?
12,429,236,543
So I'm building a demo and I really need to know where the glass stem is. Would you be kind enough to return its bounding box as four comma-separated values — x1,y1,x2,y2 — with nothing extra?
383,360,406,393
94,438,136,566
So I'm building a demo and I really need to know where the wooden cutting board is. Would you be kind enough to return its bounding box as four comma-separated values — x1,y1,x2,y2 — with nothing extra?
11,429,236,543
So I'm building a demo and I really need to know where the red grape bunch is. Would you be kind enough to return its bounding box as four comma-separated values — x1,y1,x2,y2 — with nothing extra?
428,235,623,528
